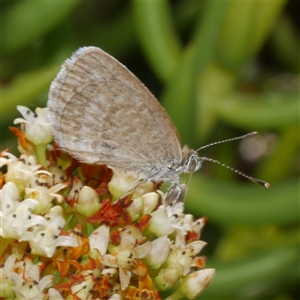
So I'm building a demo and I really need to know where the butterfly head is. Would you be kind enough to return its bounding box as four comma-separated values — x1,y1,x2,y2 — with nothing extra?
181,147,202,174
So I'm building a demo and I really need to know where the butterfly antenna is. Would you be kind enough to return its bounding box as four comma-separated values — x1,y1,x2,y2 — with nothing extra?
185,172,193,185
196,132,270,188
200,157,270,188
196,131,259,152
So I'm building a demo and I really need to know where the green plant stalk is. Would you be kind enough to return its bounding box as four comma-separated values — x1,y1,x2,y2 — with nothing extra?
132,0,182,82
257,125,300,182
186,176,298,225
216,1,287,70
192,2,232,139
193,1,289,138
162,2,230,146
215,225,300,261
196,62,237,138
201,246,299,299
216,92,299,130
35,143,48,168
79,6,137,59
161,45,196,147
192,1,228,74
173,1,202,32
270,15,300,73
2,64,60,125
2,1,80,54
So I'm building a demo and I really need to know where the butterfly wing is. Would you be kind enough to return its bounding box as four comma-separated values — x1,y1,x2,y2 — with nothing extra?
47,47,182,181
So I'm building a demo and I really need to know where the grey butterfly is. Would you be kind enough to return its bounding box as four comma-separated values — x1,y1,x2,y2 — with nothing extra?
47,47,269,201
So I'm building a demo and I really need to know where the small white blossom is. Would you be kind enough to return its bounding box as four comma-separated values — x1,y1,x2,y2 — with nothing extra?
141,192,160,214
149,205,176,236
0,151,18,167
20,215,78,257
108,168,142,201
67,176,83,201
14,106,53,145
144,236,172,268
77,186,101,217
89,224,110,255
1,255,54,300
1,152,41,192
70,271,95,300
172,241,207,276
24,182,66,215
11,272,54,300
47,288,64,300
0,255,17,298
178,268,215,299
43,205,64,221
155,267,181,291
0,182,46,239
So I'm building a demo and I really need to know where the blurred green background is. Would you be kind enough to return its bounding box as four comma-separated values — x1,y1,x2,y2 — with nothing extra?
1,1,299,299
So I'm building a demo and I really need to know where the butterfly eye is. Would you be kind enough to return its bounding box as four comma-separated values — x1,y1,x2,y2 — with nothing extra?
185,153,201,173
187,158,197,173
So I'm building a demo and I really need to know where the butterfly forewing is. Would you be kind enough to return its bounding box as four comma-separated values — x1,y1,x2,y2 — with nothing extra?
48,47,182,181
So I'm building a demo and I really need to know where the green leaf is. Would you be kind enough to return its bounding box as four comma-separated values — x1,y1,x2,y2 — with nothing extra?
186,176,299,225
2,1,80,54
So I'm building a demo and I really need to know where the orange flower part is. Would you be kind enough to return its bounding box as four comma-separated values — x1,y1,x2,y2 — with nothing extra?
9,127,29,150
125,274,162,300
88,196,132,227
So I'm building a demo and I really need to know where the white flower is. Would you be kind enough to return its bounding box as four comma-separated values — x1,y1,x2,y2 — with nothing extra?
141,191,160,214
178,268,215,299
149,205,176,236
24,182,67,215
0,151,18,167
168,241,207,276
47,164,68,185
14,106,53,145
70,271,95,300
0,255,17,298
155,267,181,291
108,168,142,201
98,225,152,291
47,288,64,300
77,186,101,217
43,205,64,221
144,236,172,268
1,152,41,193
11,272,54,300
67,176,83,201
0,182,46,239
89,224,110,255
1,255,54,300
20,215,78,257
128,191,160,221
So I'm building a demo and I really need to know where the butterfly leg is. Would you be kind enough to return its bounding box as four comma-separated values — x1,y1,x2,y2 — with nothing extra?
164,182,187,205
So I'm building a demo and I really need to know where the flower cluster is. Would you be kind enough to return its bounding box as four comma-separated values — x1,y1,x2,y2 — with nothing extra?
0,106,214,299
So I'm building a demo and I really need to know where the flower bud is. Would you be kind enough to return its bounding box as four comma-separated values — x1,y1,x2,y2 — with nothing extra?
77,186,100,217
